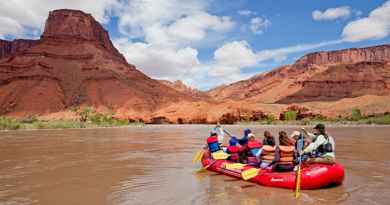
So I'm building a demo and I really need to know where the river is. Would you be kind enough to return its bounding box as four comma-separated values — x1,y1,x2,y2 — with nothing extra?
1,125,390,205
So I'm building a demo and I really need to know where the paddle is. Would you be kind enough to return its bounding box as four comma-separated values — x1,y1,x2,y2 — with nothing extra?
241,168,260,180
193,124,221,164
294,131,305,198
192,150,204,163
212,150,230,160
225,163,246,170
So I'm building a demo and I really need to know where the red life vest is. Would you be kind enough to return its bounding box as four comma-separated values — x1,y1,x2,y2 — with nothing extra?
227,146,239,162
227,146,239,153
247,140,262,149
207,136,220,152
207,136,218,143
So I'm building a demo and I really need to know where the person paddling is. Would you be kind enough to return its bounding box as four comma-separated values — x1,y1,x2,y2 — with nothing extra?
247,133,262,166
237,128,251,163
226,137,240,162
238,128,251,146
206,131,221,153
302,124,335,164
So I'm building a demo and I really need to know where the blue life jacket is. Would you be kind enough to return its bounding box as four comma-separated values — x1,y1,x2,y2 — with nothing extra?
207,136,220,153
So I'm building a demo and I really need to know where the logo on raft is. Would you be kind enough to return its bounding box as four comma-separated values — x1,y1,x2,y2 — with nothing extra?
270,178,284,182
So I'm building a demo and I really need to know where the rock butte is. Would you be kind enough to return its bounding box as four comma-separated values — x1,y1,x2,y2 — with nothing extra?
1,9,390,123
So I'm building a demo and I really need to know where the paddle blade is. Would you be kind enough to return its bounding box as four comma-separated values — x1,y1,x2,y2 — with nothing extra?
212,151,230,160
225,163,245,170
241,168,260,180
193,150,204,163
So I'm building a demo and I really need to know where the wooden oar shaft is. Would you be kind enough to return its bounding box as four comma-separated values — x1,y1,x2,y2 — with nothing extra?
295,165,302,198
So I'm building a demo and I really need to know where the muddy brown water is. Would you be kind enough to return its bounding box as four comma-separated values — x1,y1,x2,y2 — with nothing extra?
1,125,390,205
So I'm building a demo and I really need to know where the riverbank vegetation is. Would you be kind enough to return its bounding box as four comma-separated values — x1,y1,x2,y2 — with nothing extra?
0,107,143,131
238,108,390,126
1,108,390,131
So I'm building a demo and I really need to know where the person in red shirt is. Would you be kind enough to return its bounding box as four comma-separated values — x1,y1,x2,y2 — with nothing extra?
226,137,240,162
206,131,220,153
247,133,262,166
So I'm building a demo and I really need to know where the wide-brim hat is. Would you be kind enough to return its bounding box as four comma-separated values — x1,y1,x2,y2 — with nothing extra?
290,130,300,139
314,123,325,130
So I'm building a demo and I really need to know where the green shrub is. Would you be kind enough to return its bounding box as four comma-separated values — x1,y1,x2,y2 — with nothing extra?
20,115,38,123
264,114,276,124
365,114,390,125
351,108,362,121
78,107,95,122
0,116,21,130
283,111,297,121
32,120,85,129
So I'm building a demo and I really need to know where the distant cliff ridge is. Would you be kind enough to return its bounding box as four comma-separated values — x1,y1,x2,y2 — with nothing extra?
295,44,390,66
208,44,390,103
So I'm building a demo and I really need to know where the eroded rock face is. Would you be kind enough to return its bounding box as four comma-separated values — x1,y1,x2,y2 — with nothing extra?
278,62,390,103
0,39,39,59
295,44,390,66
42,9,126,63
208,44,390,104
159,80,208,99
0,9,192,116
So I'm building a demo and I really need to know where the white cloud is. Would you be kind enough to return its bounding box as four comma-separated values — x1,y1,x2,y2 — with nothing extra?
117,0,206,39
214,41,258,68
250,17,271,34
165,12,235,45
117,1,234,47
342,1,390,42
255,39,343,62
205,39,343,86
112,0,236,84
312,6,351,21
0,0,119,38
114,38,200,80
0,16,23,38
207,41,258,83
238,10,256,16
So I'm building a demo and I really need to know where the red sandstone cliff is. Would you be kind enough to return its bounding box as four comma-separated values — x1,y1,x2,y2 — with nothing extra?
208,44,390,103
295,44,390,66
0,39,39,59
0,9,193,119
159,80,208,99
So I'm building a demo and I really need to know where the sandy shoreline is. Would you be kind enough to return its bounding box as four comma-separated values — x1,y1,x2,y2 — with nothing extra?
2,123,390,133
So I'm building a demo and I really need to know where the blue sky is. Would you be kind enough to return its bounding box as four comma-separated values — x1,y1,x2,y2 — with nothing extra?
1,0,390,90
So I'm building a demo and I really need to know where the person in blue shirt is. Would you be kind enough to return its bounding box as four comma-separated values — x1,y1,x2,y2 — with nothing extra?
238,128,251,146
237,128,252,163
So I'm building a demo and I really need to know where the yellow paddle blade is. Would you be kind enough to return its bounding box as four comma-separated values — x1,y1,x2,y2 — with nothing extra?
241,168,260,180
225,163,246,170
212,151,230,160
295,165,302,198
196,167,206,172
192,150,204,163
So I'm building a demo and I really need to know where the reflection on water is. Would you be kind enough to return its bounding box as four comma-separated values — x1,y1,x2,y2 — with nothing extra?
1,125,390,205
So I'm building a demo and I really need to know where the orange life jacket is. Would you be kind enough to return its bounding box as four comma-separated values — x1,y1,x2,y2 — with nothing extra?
261,145,276,163
278,145,295,165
